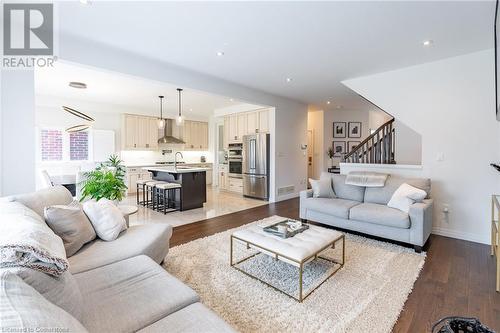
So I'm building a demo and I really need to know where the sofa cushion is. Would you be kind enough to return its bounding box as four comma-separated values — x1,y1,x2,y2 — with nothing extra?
349,203,410,229
364,176,431,205
137,302,235,333
309,178,336,198
302,197,361,219
0,271,87,333
68,223,172,274
7,185,74,220
324,173,365,202
5,268,83,322
44,202,96,257
75,255,199,333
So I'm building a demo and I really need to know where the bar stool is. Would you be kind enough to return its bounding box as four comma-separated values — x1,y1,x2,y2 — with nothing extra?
154,182,182,214
136,179,150,206
144,180,168,209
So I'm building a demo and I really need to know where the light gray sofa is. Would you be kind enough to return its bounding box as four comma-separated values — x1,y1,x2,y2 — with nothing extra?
1,186,234,333
300,173,433,252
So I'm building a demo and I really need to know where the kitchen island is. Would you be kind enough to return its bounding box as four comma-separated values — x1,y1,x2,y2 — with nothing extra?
143,166,209,211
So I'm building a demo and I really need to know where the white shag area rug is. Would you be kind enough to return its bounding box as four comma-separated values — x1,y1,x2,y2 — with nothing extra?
164,216,426,333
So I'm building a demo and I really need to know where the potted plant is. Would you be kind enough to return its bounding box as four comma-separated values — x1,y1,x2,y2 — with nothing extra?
327,147,335,168
80,155,127,203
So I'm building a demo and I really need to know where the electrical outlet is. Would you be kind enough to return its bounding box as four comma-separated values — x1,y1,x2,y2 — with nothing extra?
442,204,450,224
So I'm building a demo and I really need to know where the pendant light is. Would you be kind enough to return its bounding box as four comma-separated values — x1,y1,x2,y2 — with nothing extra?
176,88,185,126
157,95,165,129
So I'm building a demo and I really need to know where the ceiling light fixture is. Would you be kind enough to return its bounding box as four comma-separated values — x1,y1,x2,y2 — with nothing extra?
229,98,234,102
216,51,225,56
327,101,331,105
176,88,185,126
286,77,293,83
79,0,91,5
66,124,90,133
157,96,165,129
336,105,343,109
69,81,87,89
422,39,434,47
62,106,94,122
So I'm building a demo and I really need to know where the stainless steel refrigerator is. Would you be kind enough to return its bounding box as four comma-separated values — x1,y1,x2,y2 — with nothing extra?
242,133,270,200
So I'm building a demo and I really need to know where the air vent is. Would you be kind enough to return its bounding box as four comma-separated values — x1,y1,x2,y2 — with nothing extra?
277,185,295,196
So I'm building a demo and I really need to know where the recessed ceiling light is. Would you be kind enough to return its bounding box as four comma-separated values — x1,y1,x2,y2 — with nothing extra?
216,51,225,56
422,40,434,47
326,101,331,105
229,98,234,102
286,77,292,83
189,108,193,112
79,0,91,5
69,81,87,89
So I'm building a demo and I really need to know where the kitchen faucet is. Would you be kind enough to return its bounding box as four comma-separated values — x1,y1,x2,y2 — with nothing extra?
174,152,184,169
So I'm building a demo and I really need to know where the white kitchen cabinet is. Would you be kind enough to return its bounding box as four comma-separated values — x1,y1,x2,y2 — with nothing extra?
183,120,209,150
218,164,228,190
228,115,239,143
228,177,243,193
246,112,258,134
258,109,270,133
223,117,229,149
237,113,247,140
122,114,159,150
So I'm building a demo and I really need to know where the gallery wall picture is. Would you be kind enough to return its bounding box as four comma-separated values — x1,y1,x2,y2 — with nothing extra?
333,122,346,138
348,122,362,138
332,141,346,158
348,141,360,153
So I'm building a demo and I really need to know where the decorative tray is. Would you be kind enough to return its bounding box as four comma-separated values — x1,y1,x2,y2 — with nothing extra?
263,219,309,238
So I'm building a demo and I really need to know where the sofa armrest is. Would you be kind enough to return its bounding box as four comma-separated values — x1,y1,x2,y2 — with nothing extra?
299,190,313,219
300,189,313,200
408,198,433,247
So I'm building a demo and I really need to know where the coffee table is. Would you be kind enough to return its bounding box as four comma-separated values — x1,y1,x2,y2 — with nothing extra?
230,216,345,302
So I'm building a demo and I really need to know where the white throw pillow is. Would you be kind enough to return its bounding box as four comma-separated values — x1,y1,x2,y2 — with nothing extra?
309,178,336,198
82,199,126,241
387,183,427,213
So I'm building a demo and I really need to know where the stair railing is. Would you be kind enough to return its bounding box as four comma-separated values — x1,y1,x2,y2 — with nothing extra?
343,118,395,164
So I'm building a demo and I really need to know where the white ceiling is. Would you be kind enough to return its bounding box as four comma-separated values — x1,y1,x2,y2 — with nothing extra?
57,1,495,112
35,62,251,118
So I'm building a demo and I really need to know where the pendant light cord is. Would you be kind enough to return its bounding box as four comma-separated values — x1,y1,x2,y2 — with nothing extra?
177,88,183,118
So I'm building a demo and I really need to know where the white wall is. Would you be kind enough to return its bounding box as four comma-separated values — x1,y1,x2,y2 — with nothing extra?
343,49,498,244
1,71,36,196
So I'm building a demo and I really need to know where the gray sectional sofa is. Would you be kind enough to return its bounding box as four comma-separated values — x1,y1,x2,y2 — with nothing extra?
300,173,433,252
1,186,234,333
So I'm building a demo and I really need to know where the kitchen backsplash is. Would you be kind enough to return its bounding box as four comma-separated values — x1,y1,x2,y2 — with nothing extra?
120,149,213,165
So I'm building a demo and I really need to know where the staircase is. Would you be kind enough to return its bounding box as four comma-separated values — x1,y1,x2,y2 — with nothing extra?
343,118,396,164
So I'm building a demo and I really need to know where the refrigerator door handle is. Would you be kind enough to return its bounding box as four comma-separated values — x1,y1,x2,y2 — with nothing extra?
249,138,256,170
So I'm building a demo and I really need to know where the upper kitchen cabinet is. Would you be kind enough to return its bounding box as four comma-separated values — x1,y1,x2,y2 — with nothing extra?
122,114,159,150
224,108,271,145
182,120,209,150
258,109,270,133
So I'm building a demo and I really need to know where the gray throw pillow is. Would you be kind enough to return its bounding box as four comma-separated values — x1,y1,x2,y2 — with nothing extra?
309,178,336,198
44,201,96,257
0,271,88,332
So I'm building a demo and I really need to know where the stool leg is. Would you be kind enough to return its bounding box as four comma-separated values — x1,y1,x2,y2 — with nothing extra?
136,184,139,204
163,189,167,214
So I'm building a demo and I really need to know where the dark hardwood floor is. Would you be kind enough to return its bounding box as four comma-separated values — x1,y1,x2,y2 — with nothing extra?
170,198,500,332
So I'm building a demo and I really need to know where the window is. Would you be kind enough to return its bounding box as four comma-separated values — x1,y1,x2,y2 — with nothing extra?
70,131,89,160
38,128,90,162
41,129,63,161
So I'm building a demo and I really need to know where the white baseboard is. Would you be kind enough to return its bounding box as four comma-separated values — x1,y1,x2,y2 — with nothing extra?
275,192,300,202
432,227,489,245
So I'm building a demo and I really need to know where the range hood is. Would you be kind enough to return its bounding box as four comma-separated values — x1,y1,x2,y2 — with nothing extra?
158,119,185,144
